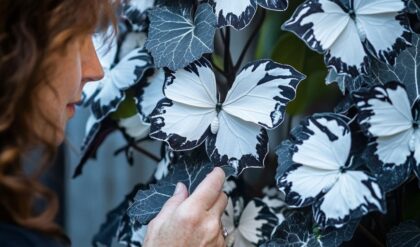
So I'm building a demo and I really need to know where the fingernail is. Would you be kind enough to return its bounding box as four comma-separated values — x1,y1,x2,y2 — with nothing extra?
174,182,183,195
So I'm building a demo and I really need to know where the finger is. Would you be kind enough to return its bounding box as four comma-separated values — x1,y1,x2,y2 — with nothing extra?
155,182,188,221
215,231,226,247
187,167,226,210
209,192,228,217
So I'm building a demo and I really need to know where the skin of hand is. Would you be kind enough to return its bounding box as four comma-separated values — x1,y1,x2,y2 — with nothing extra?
143,167,228,247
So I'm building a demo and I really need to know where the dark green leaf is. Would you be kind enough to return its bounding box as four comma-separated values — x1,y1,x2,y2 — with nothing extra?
128,156,214,225
145,3,216,70
261,211,359,247
93,184,148,247
110,91,138,120
387,221,420,247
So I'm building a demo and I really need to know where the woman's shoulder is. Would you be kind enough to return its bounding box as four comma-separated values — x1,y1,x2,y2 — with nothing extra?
0,223,65,247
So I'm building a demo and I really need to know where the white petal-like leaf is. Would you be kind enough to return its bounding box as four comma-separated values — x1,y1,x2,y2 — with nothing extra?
145,3,216,70
237,199,278,245
213,0,288,30
150,98,216,150
150,58,302,174
91,48,153,121
136,69,166,121
149,59,218,151
164,59,218,108
353,82,416,191
354,81,413,141
292,114,351,171
222,197,278,247
313,171,385,228
223,60,305,129
354,0,411,66
213,0,257,30
123,0,155,31
257,0,288,11
276,113,386,228
118,32,148,60
278,163,340,208
81,80,103,107
283,0,411,77
262,187,287,223
206,111,268,176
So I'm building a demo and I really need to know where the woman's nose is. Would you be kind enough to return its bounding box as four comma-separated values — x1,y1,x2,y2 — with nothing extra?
81,36,105,84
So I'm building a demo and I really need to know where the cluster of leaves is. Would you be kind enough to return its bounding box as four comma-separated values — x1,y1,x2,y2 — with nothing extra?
76,0,420,246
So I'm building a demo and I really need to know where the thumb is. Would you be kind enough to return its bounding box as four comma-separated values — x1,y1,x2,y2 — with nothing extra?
156,182,188,219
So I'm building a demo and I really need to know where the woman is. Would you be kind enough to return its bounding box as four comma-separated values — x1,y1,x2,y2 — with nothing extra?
0,0,227,246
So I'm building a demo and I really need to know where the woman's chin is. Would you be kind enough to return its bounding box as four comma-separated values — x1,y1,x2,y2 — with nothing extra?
54,131,65,146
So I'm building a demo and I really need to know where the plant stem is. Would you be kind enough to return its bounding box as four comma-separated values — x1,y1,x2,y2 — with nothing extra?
372,213,390,238
116,131,161,162
234,8,266,72
358,224,385,247
223,27,234,84
286,114,293,136
129,142,161,162
395,185,404,224
210,58,224,75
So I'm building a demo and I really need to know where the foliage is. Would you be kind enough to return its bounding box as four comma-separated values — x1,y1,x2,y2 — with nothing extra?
75,0,420,246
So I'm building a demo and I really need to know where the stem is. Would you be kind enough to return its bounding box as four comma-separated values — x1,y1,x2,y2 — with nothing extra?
407,174,416,183
116,130,161,162
286,114,293,134
114,142,160,162
211,58,225,76
395,185,404,224
358,225,385,247
372,213,389,238
219,27,225,41
234,8,266,72
129,142,161,162
223,27,234,79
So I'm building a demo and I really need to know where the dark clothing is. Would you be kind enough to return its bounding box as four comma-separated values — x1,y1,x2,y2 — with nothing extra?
0,223,64,247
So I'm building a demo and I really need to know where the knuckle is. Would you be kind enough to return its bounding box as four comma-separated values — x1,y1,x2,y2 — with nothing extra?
176,207,201,226
205,218,221,235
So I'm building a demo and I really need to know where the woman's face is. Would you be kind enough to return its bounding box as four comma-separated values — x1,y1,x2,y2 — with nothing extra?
36,35,104,145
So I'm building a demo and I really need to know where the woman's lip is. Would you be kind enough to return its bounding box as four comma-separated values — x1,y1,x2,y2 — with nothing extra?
70,99,82,105
66,103,76,117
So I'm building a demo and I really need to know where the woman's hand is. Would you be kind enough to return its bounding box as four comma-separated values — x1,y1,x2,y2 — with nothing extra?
143,167,227,247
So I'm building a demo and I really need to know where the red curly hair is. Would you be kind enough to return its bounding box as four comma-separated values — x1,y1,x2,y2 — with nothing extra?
0,0,118,243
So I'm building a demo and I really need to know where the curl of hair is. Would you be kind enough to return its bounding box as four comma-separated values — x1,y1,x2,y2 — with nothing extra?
0,0,118,244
